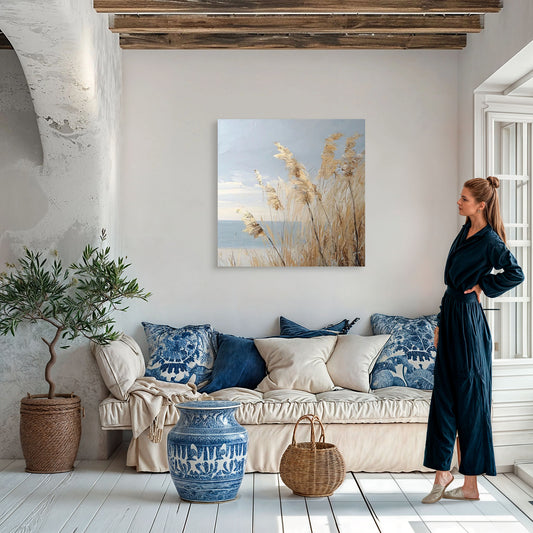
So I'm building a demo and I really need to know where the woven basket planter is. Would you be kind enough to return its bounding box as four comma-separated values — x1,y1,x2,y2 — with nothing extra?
20,393,82,473
280,414,346,498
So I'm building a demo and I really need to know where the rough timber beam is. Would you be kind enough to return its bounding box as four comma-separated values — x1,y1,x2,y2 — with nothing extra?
111,14,483,34
95,0,502,14
120,32,467,50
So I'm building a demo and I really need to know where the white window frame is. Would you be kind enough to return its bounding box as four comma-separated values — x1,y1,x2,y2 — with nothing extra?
475,93,533,364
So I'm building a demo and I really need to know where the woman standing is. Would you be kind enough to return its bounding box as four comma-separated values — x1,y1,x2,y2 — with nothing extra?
422,177,524,504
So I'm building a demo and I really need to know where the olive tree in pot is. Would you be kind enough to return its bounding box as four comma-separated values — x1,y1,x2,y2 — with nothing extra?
0,231,150,473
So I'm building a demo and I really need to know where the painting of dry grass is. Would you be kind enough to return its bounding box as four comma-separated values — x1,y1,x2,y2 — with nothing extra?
218,119,365,267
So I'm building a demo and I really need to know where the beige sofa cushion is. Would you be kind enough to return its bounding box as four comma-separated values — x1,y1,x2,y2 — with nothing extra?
326,334,390,393
100,396,135,429
254,336,337,393
212,386,432,424
99,386,432,429
91,334,145,400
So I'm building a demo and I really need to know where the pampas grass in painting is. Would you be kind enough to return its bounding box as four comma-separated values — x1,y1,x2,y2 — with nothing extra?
218,120,365,267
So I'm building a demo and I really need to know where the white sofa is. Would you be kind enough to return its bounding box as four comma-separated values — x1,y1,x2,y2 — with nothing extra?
99,382,447,473
94,332,456,473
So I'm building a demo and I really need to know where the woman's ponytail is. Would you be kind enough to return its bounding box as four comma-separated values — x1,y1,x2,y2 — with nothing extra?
464,177,507,244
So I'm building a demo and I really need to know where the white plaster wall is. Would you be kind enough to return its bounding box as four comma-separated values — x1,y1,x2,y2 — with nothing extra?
119,50,459,344
0,1,122,460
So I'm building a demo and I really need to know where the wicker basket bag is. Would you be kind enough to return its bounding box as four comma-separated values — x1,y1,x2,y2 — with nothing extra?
280,414,346,497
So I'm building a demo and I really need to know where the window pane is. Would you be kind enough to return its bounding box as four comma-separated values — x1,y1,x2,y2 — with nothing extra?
487,119,531,360
486,301,529,359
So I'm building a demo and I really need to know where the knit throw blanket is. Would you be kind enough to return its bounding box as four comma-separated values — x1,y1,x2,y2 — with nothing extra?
127,376,208,443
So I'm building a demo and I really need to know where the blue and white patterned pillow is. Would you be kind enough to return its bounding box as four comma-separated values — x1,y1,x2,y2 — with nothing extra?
369,314,438,390
142,322,216,386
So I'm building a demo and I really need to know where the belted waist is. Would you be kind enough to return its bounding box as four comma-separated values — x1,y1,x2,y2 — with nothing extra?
445,286,479,303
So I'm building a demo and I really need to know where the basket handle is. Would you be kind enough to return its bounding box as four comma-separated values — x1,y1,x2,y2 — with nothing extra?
291,414,326,450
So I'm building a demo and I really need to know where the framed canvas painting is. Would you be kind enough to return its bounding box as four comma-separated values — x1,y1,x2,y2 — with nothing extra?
218,119,365,267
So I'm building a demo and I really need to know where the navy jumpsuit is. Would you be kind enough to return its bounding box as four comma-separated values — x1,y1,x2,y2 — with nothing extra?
424,221,524,476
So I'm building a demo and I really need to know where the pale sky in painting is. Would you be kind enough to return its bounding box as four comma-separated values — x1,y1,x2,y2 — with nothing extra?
217,119,365,221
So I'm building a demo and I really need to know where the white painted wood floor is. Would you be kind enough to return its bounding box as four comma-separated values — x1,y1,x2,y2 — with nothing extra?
1,446,532,533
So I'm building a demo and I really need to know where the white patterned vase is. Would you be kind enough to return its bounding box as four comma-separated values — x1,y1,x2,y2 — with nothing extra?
167,401,248,503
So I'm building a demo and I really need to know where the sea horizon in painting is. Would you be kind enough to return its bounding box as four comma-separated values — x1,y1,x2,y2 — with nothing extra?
218,119,365,267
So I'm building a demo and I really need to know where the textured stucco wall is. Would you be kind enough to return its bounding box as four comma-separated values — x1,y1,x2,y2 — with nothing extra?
0,1,122,460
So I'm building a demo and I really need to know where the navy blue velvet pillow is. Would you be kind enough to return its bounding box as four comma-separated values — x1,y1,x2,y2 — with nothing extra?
279,316,359,338
199,333,267,393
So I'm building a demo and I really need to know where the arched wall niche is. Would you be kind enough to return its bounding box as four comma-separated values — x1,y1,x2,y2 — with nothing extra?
0,43,45,264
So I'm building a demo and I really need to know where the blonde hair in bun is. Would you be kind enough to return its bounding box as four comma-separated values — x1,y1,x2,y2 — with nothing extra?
464,177,506,243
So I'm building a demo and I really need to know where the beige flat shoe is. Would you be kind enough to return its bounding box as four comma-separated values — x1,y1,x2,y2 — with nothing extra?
421,476,454,504
443,487,480,501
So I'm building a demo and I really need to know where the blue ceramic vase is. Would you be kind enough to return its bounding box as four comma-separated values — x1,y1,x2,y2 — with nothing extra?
167,401,248,503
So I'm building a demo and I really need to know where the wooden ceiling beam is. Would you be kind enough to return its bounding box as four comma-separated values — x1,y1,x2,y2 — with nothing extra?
119,32,467,49
0,32,14,49
95,0,502,14
111,14,483,34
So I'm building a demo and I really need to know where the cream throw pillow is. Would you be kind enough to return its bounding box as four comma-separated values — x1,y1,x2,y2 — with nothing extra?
91,333,145,400
254,336,337,394
326,334,390,393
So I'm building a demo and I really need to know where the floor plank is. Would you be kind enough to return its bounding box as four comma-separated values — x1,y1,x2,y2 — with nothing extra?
0,470,71,531
364,474,430,533
424,523,468,532
278,474,312,533
477,475,533,530
149,481,190,533
29,460,122,533
0,460,32,505
355,472,408,502
59,448,130,532
393,473,459,529
215,473,253,533
253,473,284,533
371,499,431,532
127,473,172,532
486,473,533,521
329,498,379,533
305,497,339,533
504,473,533,497
183,500,218,533
83,469,154,532
393,473,437,503
328,474,378,532
462,519,531,532
328,474,364,502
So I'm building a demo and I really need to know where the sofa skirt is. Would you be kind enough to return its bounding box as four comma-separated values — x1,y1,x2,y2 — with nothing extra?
126,422,458,473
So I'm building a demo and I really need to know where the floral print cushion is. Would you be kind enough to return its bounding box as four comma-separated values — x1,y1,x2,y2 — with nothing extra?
143,322,216,386
369,314,438,390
